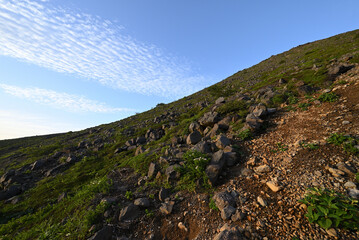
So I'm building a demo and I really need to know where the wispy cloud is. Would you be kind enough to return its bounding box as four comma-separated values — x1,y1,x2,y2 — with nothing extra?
0,0,205,97
0,84,135,113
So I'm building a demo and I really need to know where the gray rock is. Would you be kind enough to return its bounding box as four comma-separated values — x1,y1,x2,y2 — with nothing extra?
211,150,226,169
160,201,175,215
215,135,231,149
30,160,46,171
336,162,356,175
231,210,246,222
0,185,22,201
189,122,201,133
215,97,226,104
213,191,236,211
118,203,140,221
213,224,243,240
192,141,212,154
89,226,114,240
186,130,202,145
159,187,171,202
254,164,271,174
348,189,359,199
0,169,15,184
206,164,221,186
148,162,158,179
165,164,180,181
135,146,145,156
207,124,220,138
221,205,236,220
134,198,150,207
252,103,267,118
328,63,354,76
297,85,314,95
198,112,220,127
224,152,237,167
136,136,146,145
257,196,267,207
245,113,263,129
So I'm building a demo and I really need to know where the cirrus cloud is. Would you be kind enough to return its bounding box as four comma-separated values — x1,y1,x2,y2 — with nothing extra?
0,0,205,97
0,83,135,113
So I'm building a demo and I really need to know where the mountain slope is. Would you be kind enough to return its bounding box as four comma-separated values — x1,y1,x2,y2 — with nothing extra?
1,30,359,239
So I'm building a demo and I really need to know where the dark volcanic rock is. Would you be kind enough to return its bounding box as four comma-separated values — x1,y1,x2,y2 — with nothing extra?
186,130,202,145
89,226,114,240
118,203,140,222
198,112,220,127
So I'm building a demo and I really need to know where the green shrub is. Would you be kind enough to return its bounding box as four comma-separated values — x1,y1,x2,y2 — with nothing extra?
318,92,339,102
299,188,359,230
175,151,211,192
287,94,299,105
217,100,248,115
300,142,319,150
327,133,359,155
238,129,252,141
271,94,285,105
209,198,219,211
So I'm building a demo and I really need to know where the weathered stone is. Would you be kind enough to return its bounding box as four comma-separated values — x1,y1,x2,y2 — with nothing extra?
160,201,175,215
245,113,263,129
136,136,146,145
192,141,212,154
336,162,356,175
254,164,271,174
125,139,136,147
198,112,220,127
206,164,221,185
215,135,231,149
189,122,201,133
328,167,345,177
252,103,267,118
221,205,236,220
178,222,188,232
224,152,237,167
30,159,46,171
266,181,282,192
231,210,246,222
0,185,22,201
328,63,354,76
0,170,15,184
207,124,220,138
134,198,150,207
148,162,158,179
211,150,226,169
135,146,145,156
159,187,171,202
186,130,202,145
165,164,180,181
213,224,243,240
118,203,140,221
297,85,314,95
344,181,357,189
348,189,359,199
215,97,226,104
213,191,236,211
89,226,114,240
257,196,267,207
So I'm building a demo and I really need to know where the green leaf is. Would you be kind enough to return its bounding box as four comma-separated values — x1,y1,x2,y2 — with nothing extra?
318,218,332,229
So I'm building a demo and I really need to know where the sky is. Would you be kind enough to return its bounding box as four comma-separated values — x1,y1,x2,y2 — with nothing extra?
0,0,358,140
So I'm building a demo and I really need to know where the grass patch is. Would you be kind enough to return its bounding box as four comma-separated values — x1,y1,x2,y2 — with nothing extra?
327,133,359,155
238,129,252,141
318,92,339,102
175,151,211,192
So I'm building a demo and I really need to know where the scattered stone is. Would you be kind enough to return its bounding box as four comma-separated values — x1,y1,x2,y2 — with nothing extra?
148,162,158,179
344,181,357,189
198,112,220,127
215,97,226,104
231,210,245,222
159,187,171,202
89,226,114,240
245,113,263,129
135,146,145,156
215,135,231,149
192,141,212,154
211,150,227,169
257,196,267,207
336,162,356,175
118,203,140,222
254,164,271,174
213,191,236,211
266,181,282,192
160,201,175,215
165,164,181,181
252,103,267,118
186,130,202,145
326,228,337,238
342,120,350,125
348,189,359,199
178,222,188,232
328,167,345,177
189,122,201,133
206,164,221,185
134,198,150,208
224,152,238,167
221,205,236,220
213,224,243,240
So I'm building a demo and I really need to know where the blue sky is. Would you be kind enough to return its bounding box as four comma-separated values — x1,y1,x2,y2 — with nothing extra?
0,0,358,140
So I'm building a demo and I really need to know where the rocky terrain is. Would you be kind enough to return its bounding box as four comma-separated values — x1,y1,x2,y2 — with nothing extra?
1,30,359,239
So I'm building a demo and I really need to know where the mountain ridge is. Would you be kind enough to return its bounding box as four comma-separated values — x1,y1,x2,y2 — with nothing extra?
1,29,359,239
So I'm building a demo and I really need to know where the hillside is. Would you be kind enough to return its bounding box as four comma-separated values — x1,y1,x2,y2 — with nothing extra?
1,30,359,239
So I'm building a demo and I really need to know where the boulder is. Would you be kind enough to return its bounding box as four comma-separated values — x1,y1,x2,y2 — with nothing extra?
0,185,22,201
206,164,221,185
215,97,226,104
135,146,145,156
224,152,238,167
189,122,201,133
213,191,236,211
252,104,267,118
159,187,171,202
198,112,220,127
147,162,159,179
328,63,354,76
221,205,236,220
245,113,263,130
186,130,202,145
165,164,181,181
134,198,150,208
89,226,114,240
136,136,147,145
207,124,220,138
160,201,175,215
215,135,231,149
192,141,212,154
118,203,140,222
211,150,227,169
213,224,244,240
